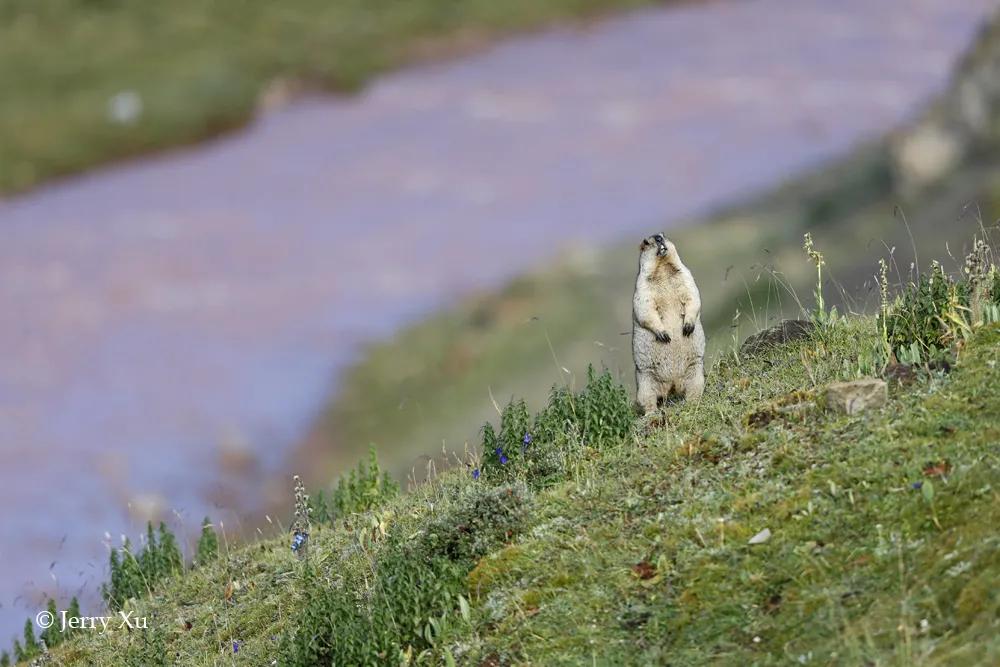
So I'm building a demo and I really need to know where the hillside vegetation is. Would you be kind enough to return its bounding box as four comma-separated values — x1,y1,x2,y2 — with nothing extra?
16,236,1000,665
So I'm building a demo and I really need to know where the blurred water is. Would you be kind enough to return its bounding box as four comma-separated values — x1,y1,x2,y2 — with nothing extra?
0,0,995,638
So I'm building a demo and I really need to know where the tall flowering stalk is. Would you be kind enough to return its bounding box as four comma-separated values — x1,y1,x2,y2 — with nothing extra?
803,233,827,324
291,475,311,559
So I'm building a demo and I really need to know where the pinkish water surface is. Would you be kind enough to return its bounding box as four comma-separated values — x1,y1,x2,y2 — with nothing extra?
0,0,996,637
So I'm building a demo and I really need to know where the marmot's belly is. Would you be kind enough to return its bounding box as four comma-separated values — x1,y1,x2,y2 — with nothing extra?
633,328,703,380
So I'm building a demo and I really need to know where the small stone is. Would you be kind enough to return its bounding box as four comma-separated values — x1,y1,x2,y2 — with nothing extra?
825,378,887,415
748,528,771,545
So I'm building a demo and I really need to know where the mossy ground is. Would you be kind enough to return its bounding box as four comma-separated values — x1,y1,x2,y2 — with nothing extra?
41,316,1000,665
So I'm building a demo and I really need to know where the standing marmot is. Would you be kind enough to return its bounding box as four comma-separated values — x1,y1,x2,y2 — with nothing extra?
632,234,705,413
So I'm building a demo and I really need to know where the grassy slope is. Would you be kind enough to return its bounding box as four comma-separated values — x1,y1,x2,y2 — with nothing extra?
49,317,1000,665
305,146,1000,483
0,0,667,195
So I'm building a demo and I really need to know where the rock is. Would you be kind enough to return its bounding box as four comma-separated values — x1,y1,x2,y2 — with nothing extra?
740,320,815,356
825,378,888,415
748,528,771,545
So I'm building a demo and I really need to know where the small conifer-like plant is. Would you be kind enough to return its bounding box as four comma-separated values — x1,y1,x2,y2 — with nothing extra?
194,516,219,567
21,619,39,661
102,521,184,611
38,599,59,649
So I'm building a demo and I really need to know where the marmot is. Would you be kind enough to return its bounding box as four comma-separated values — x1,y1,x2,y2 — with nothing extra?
632,234,705,413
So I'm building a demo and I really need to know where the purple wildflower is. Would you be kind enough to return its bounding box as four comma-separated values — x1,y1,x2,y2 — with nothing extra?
233,640,240,653
522,432,532,453
472,468,481,480
912,481,923,490
500,453,509,465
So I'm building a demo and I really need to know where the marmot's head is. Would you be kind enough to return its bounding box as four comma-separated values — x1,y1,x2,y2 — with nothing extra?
638,233,678,274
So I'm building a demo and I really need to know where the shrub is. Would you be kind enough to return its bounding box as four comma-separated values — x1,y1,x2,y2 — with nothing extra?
313,447,399,524
38,599,59,649
420,481,532,562
281,482,532,665
21,619,39,661
103,522,184,611
194,516,219,567
575,365,633,447
481,366,632,484
157,522,184,576
881,261,971,363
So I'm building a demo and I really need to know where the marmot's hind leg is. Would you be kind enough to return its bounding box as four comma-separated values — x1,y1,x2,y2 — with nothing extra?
681,361,705,401
636,371,658,415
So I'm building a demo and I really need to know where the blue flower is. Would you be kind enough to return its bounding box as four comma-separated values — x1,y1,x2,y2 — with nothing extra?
523,433,532,445
233,641,240,653
291,531,308,553
472,468,481,480
912,481,923,490
500,454,509,465
495,446,503,456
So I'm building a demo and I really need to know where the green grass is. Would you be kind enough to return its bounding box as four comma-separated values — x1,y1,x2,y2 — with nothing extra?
36,310,1000,665
0,0,667,195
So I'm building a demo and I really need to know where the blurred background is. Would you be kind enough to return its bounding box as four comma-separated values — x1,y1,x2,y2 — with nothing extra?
1,0,999,642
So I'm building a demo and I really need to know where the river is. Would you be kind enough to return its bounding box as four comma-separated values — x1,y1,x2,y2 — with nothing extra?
0,0,995,638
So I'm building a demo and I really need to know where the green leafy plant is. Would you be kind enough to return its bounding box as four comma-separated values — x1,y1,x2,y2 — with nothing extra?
880,260,971,364
194,516,219,567
282,480,531,665
314,447,400,524
481,366,632,484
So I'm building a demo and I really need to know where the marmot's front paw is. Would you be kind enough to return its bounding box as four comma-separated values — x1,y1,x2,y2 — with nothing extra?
682,322,695,337
655,331,671,343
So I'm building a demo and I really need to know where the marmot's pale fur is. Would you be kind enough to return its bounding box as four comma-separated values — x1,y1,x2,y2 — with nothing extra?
632,234,705,413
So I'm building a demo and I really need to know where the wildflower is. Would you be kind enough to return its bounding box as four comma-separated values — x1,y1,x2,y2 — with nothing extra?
233,640,240,653
912,481,923,490
291,530,308,554
521,433,532,453
472,468,481,480
500,454,508,465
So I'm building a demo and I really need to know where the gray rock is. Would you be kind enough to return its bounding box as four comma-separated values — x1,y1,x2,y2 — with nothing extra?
825,378,888,415
740,320,815,356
